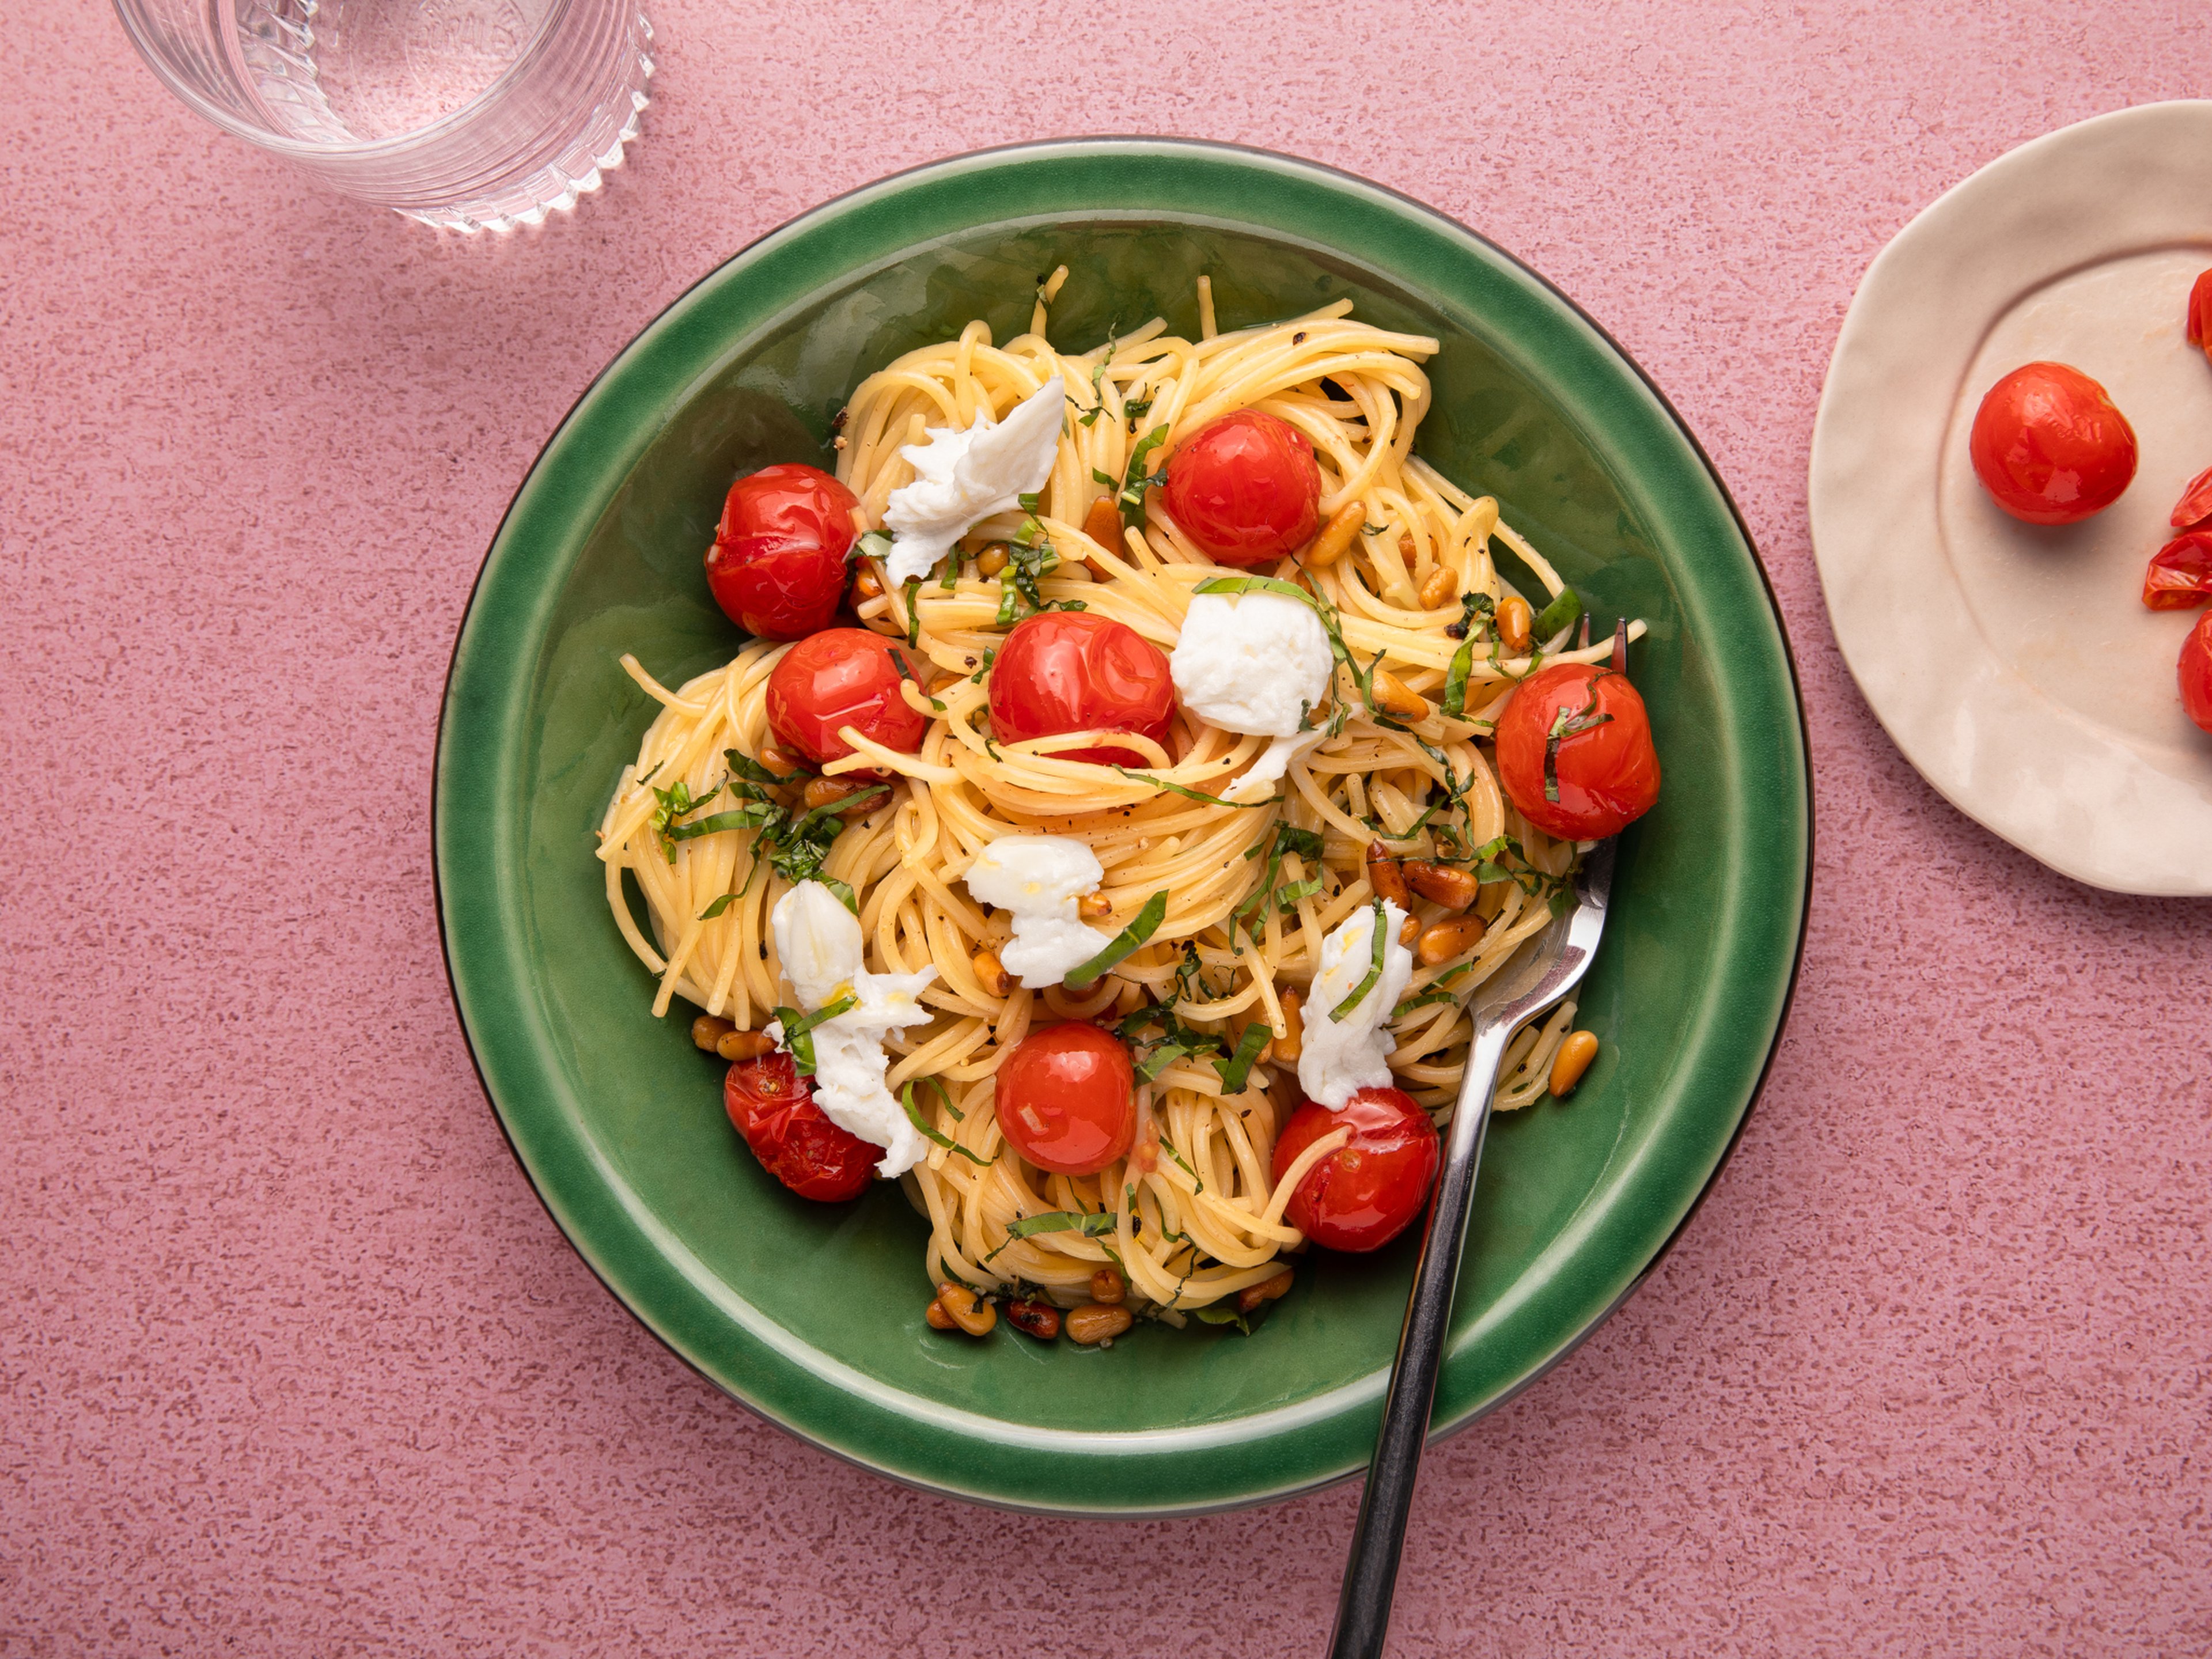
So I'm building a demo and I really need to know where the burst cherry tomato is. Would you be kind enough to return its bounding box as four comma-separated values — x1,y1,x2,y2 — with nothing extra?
704,463,859,639
724,1051,876,1202
1968,362,2137,526
2189,270,2212,361
1495,662,1661,842
2182,613,2212,734
1272,1086,1439,1253
764,627,927,776
1162,410,1323,566
2171,464,2212,531
993,1023,1136,1176
987,612,1176,765
2145,533,2212,611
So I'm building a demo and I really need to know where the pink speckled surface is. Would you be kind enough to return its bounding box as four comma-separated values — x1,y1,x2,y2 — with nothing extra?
4,3,2210,1654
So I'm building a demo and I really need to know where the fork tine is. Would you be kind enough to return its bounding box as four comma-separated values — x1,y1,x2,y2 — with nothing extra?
1611,617,1628,673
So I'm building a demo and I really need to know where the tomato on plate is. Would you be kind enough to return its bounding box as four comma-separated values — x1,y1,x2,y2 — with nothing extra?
987,612,1176,765
2189,270,2212,361
2145,533,2212,611
1494,662,1661,842
704,463,859,639
993,1022,1135,1176
1271,1086,1439,1253
765,627,928,775
2171,464,2212,531
724,1051,876,1202
1968,362,2138,526
2181,612,2212,734
1161,410,1323,566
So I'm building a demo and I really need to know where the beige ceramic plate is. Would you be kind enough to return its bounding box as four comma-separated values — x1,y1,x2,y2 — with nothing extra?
1810,100,2212,895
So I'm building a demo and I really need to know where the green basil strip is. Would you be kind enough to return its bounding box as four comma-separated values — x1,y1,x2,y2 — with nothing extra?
1212,1022,1271,1094
967,647,995,684
901,1081,990,1165
1276,825,1324,861
1006,1210,1117,1241
1534,586,1583,643
1193,1302,1251,1332
820,876,859,915
698,892,739,921
771,993,855,1075
1118,425,1171,528
1330,899,1390,1022
1442,635,1476,718
1275,876,1323,914
1392,987,1460,1020
994,578,1021,627
1064,889,1168,988
902,577,923,650
1110,766,1278,808
1159,1141,1205,1193
1135,1039,1209,1083
665,804,781,842
784,785,888,842
724,748,802,785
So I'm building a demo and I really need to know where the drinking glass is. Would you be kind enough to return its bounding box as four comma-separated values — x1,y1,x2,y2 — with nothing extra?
113,0,653,232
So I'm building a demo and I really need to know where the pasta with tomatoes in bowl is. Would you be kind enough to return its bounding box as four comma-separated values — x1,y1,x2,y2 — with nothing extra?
595,274,1662,1344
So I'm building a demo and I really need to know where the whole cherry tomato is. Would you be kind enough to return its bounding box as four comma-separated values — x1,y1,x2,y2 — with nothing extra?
987,612,1177,766
993,1022,1136,1176
1271,1086,1440,1253
1161,410,1323,566
724,1051,876,1202
1494,662,1662,842
704,464,859,639
2144,533,2212,611
2181,612,2212,734
1968,362,2138,526
764,627,928,775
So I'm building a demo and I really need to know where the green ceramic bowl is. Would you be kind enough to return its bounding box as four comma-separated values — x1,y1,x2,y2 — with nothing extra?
435,139,1809,1516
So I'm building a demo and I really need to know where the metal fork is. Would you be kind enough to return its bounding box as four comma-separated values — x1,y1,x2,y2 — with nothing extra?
1325,833,1618,1659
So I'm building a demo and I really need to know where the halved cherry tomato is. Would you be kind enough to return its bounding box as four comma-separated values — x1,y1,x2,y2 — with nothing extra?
2182,613,2212,734
704,464,859,639
724,1051,876,1202
2172,464,2212,531
1494,662,1661,842
1968,362,2137,526
993,1022,1135,1176
1161,410,1323,566
764,627,927,775
1271,1086,1439,1253
987,612,1176,766
2145,533,2212,611
2189,270,2212,360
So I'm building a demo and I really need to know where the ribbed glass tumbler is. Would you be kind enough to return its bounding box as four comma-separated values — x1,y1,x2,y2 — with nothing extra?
114,0,652,231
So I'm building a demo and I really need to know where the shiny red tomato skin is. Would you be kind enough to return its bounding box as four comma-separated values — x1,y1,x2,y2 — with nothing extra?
2182,613,2212,734
1968,362,2138,526
724,1052,876,1202
1271,1086,1439,1253
994,1024,1136,1176
764,628,927,775
2172,464,2212,531
1494,662,1662,841
1162,410,1324,566
2145,533,2212,611
2190,270,2212,356
704,464,859,639
988,612,1177,766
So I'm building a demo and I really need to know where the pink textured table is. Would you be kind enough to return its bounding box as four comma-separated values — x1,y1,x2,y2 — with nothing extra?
5,6,2208,1654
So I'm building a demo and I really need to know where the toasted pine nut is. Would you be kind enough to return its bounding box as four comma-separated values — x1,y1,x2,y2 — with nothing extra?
1417,915,1487,965
802,777,876,816
1365,842,1411,907
1418,566,1456,609
1275,988,1304,1062
1549,1031,1600,1098
925,1297,956,1331
1399,915,1421,946
757,742,802,779
1089,1266,1127,1305
1066,1304,1134,1346
1372,667,1429,721
717,1029,775,1063
1498,596,1533,653
1397,532,1418,568
853,567,884,600
974,948,1013,998
1238,1267,1294,1315
691,1014,736,1052
1082,495,1123,553
1404,860,1479,911
1006,1297,1062,1340
1305,501,1365,567
976,543,1011,578
1078,892,1114,921
936,1281,997,1337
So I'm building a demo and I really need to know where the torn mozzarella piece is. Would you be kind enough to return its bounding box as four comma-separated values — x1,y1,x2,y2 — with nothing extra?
1169,589,1334,802
961,834,1113,989
767,881,938,1177
1296,899,1415,1109
881,376,1066,586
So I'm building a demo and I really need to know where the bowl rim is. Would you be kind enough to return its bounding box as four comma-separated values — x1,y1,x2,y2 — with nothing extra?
433,134,1813,1516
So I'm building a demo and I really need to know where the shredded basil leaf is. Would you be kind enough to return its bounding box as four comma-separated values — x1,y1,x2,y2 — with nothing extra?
821,876,858,915
968,647,996,684
1212,1022,1271,1093
1543,675,1616,804
1194,1302,1252,1334
1391,987,1459,1019
1116,425,1171,528
1160,1141,1204,1193
984,1209,1118,1262
1064,889,1168,988
1329,899,1390,1022
1534,586,1583,643
901,1081,990,1165
772,994,856,1075
1110,766,1278,808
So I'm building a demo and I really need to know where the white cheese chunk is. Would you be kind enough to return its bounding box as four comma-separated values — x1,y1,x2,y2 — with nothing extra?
1296,899,1415,1109
882,376,1066,586
1169,590,1334,800
767,881,939,1178
961,834,1114,989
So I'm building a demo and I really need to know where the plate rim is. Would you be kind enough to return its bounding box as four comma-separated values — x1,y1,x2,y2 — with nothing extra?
1808,99,2212,897
433,135,1813,1516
